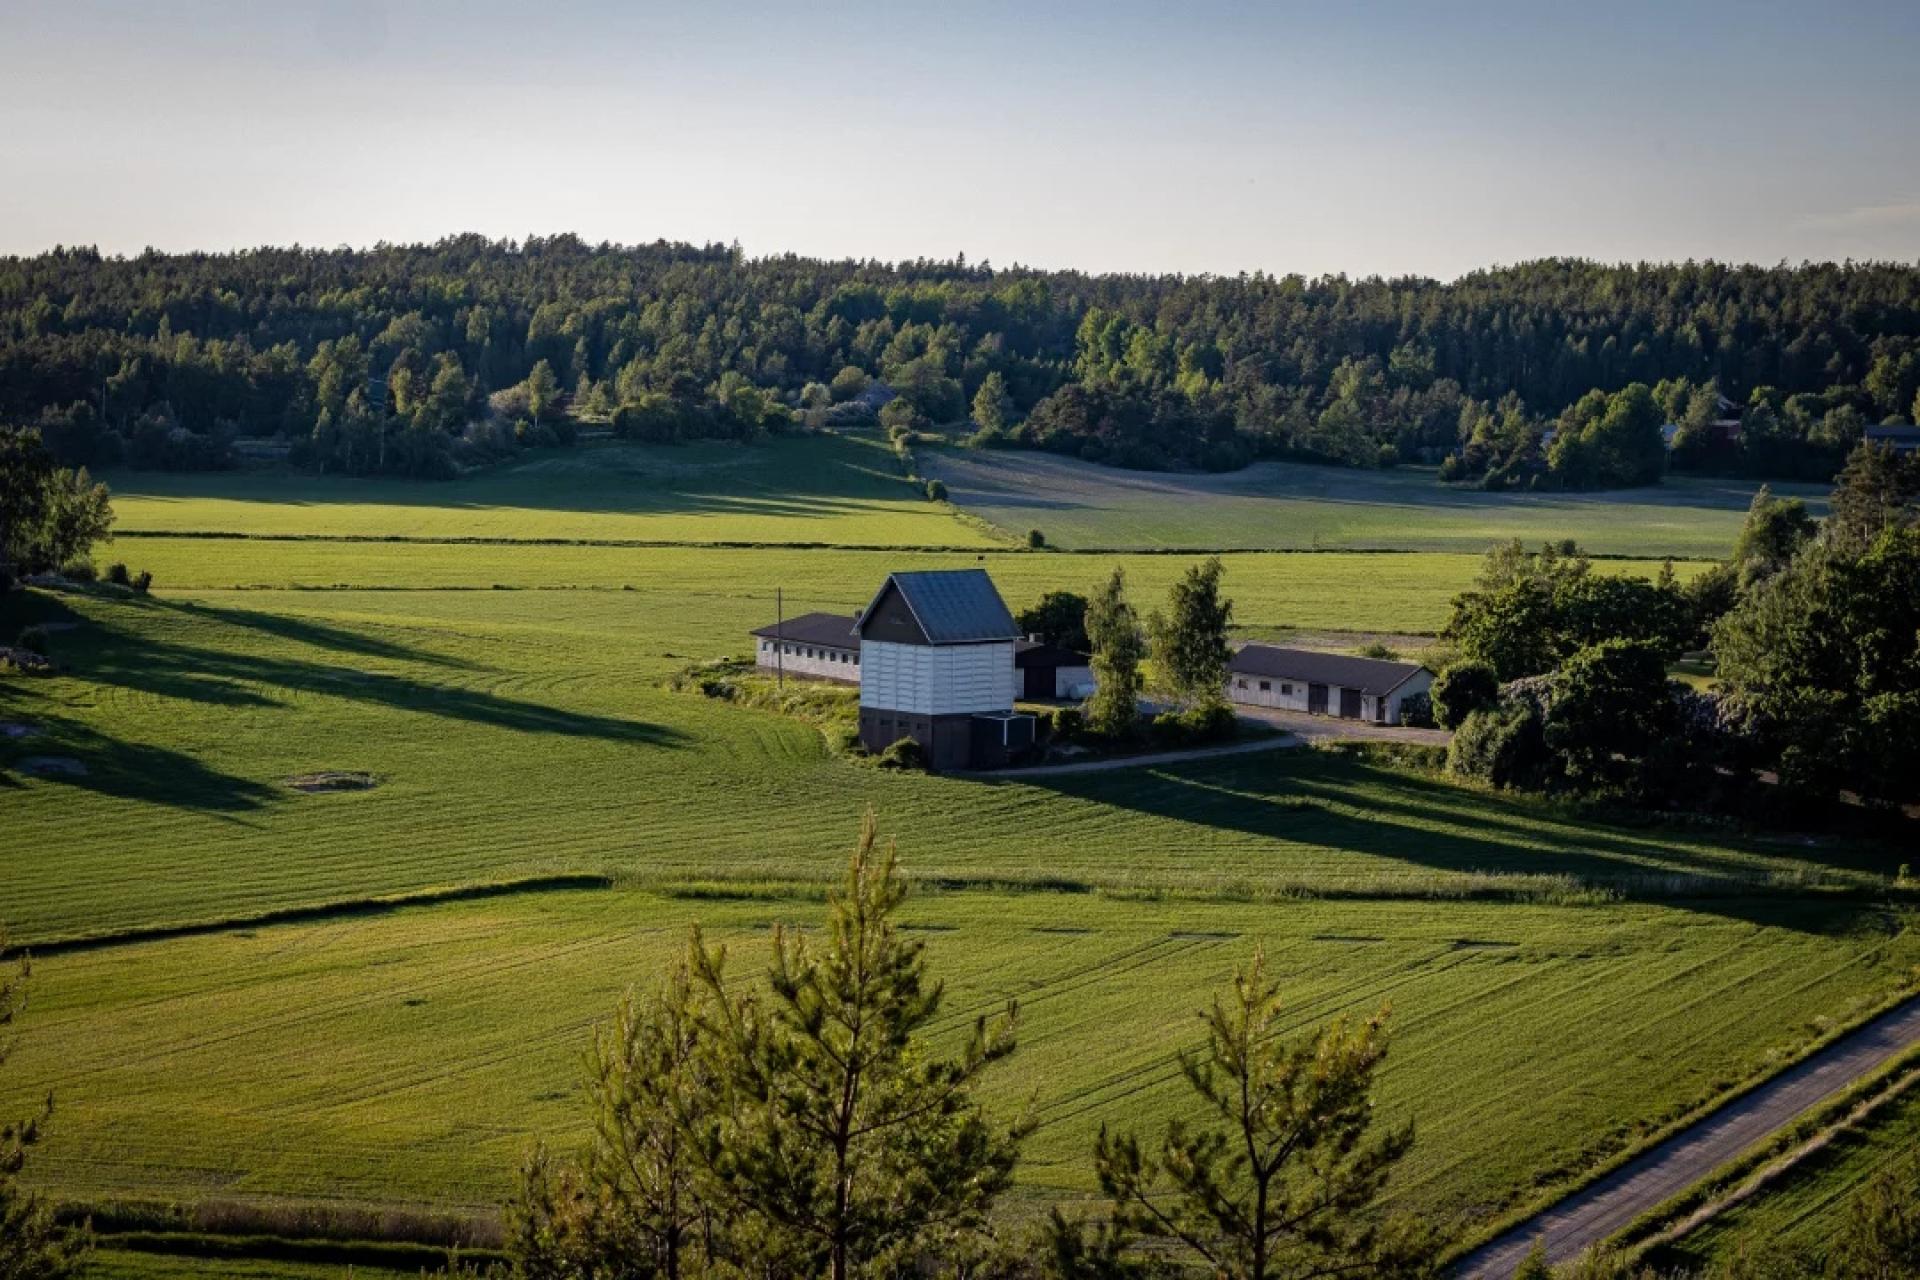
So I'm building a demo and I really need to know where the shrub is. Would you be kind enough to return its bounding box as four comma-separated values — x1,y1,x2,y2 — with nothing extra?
1439,453,1466,483
1446,702,1548,789
1430,660,1499,729
924,479,948,502
1357,641,1399,659
106,562,130,586
877,737,928,771
58,556,96,582
132,569,152,593
1052,706,1084,743
16,624,51,656
1397,690,1435,728
1150,702,1236,747
1027,528,1046,549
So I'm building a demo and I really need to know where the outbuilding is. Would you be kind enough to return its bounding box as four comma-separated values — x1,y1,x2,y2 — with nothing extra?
749,612,861,683
1014,639,1094,701
855,569,1034,770
1226,644,1432,725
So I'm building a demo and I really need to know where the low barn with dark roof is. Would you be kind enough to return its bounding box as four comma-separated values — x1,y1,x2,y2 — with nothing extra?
855,569,1034,770
1227,644,1432,725
750,612,861,683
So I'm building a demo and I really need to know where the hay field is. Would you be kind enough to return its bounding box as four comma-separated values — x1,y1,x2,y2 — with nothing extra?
921,447,1829,557
0,444,1910,1264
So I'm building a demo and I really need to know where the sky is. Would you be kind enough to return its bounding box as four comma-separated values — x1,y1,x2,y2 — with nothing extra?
2,0,1918,279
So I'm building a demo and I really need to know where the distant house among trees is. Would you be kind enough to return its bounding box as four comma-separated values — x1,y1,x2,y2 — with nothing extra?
1226,644,1433,725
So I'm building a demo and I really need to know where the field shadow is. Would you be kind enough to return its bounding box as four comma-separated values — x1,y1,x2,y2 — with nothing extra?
1004,752,1895,931
106,437,929,527
0,684,277,814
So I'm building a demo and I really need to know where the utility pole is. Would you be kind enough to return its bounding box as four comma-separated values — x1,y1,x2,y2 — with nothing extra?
776,587,784,692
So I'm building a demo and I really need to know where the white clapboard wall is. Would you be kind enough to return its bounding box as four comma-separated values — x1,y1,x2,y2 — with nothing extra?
858,640,1014,715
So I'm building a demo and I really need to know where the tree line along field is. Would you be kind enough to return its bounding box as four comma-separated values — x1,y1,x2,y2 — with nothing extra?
919,445,1830,557
0,451,1905,1265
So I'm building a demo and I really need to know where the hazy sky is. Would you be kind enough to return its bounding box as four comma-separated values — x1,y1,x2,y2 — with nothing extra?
3,0,1918,278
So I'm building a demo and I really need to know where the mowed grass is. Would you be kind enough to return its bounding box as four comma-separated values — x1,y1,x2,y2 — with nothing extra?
0,453,1905,1255
921,447,1829,558
114,541,1706,638
0,584,1874,946
1662,1079,1920,1270
5,887,1915,1239
106,434,998,548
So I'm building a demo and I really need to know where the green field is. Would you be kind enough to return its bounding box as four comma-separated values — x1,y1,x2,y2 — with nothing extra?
921,447,1829,557
108,435,997,548
1660,1080,1920,1270
0,447,1911,1268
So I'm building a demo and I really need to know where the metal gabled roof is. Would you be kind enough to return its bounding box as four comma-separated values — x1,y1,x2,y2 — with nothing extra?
859,569,1021,645
1229,643,1429,696
749,612,860,649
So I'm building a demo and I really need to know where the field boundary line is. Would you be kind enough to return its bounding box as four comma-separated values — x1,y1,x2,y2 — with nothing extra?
3,874,615,958
1449,980,1920,1277
1629,1054,1920,1262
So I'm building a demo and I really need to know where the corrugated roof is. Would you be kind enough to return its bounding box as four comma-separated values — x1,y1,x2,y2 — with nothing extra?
861,569,1021,644
749,612,859,649
1229,644,1428,695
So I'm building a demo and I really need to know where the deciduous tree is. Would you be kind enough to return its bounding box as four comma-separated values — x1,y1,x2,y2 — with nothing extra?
1084,568,1146,738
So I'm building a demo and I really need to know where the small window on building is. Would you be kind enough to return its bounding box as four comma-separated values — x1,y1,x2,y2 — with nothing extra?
1281,683,1293,696
1259,680,1270,692
1235,678,1247,689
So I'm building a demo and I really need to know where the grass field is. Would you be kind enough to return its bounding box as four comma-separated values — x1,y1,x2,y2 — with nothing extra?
107,435,997,548
1659,1078,1920,1270
921,447,1829,558
0,445,1910,1269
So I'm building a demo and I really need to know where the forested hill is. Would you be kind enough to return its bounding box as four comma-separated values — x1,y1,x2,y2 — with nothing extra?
3,235,1918,482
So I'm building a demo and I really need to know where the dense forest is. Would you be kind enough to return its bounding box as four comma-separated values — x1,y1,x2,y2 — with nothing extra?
2,235,1918,483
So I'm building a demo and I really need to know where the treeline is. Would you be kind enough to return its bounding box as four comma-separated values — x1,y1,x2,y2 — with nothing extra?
2,238,1918,480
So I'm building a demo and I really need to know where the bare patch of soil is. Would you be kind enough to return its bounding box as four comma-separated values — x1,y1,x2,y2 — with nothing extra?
285,771,379,794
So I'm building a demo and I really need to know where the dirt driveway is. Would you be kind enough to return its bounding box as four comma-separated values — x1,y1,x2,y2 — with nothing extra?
1232,705,1452,747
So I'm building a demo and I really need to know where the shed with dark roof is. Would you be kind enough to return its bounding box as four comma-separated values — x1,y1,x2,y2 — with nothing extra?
750,612,860,683
1227,644,1432,725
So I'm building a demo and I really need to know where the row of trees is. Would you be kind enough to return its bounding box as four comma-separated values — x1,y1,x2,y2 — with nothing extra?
1434,440,1920,811
5,240,1918,479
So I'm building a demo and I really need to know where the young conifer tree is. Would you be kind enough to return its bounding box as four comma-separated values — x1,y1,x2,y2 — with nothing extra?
1047,948,1431,1280
688,812,1027,1280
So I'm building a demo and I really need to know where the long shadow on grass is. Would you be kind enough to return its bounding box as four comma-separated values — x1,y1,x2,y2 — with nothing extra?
151,598,479,670
1008,752,1894,932
32,595,684,747
0,694,277,814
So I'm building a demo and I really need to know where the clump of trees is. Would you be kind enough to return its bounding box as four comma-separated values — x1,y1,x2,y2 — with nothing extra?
1,926,91,1280
506,816,1431,1280
1077,560,1238,746
0,426,113,588
1442,440,1920,814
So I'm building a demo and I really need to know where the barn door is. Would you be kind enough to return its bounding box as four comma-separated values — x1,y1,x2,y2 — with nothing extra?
1338,688,1362,719
1308,683,1329,714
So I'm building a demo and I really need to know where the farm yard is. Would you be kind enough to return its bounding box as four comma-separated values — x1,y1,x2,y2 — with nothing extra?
919,446,1831,558
0,442,1908,1270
